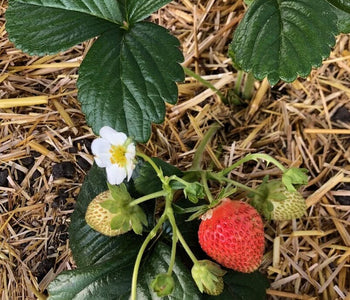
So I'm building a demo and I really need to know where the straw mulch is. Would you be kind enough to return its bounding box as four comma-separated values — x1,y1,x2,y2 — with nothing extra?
1,1,350,299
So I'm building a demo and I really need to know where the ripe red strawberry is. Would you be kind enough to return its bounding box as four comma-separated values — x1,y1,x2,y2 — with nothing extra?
198,199,265,273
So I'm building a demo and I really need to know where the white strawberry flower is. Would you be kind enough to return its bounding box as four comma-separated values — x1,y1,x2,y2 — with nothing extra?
91,126,136,185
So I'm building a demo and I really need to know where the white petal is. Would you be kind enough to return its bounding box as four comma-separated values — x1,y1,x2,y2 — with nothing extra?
126,161,135,181
91,138,112,167
91,138,111,156
126,143,136,156
106,164,127,185
100,126,127,145
94,155,111,168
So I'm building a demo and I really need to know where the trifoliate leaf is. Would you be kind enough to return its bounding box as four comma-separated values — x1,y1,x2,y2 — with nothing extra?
6,1,184,143
230,0,338,85
48,240,200,299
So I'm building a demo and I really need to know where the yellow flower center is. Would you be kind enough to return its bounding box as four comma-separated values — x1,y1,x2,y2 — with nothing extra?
109,145,127,167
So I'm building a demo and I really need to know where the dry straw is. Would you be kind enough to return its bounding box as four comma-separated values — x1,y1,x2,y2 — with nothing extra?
1,0,350,299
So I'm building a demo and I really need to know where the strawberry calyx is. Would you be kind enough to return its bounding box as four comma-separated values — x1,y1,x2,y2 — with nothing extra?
191,260,226,296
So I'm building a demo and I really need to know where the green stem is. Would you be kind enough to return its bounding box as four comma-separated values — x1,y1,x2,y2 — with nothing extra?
190,123,221,171
242,72,255,100
177,225,199,265
167,212,199,265
166,211,178,275
168,175,189,187
234,70,244,95
129,190,168,207
137,152,164,180
219,153,287,177
131,212,168,300
201,172,214,203
210,173,263,197
183,66,227,103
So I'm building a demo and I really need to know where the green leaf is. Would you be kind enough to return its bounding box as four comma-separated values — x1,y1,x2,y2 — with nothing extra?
5,1,121,55
133,157,183,195
78,21,184,142
327,0,350,13
138,243,201,299
230,0,338,85
126,0,172,23
332,4,350,33
47,246,141,300
204,271,269,300
6,1,184,142
10,0,123,22
48,241,201,299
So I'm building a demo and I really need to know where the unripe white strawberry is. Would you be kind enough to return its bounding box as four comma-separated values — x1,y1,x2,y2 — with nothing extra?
85,190,127,236
251,180,306,221
85,184,147,236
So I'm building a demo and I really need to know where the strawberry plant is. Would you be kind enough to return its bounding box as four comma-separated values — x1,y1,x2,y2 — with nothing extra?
5,0,347,298
44,124,308,299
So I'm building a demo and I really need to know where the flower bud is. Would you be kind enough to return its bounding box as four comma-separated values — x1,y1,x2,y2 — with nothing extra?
151,273,175,297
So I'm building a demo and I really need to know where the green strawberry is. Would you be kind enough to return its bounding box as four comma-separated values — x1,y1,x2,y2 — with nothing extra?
85,190,126,236
251,180,306,221
85,184,147,236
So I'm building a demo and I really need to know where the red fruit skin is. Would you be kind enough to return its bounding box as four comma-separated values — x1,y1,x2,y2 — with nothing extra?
198,199,265,273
